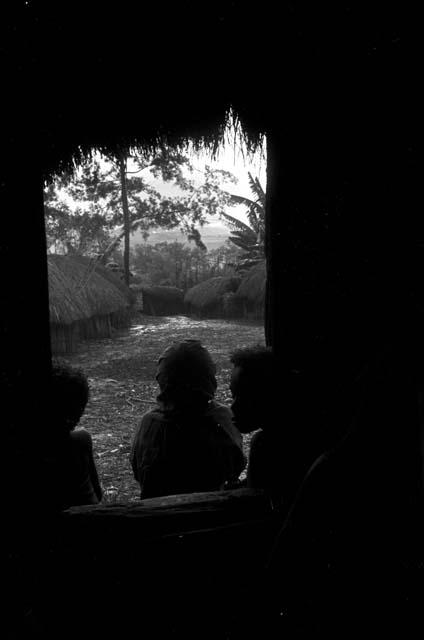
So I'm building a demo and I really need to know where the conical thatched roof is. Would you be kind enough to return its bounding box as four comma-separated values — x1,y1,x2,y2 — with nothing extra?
70,256,136,301
48,255,135,325
140,285,184,304
184,276,241,310
236,260,266,305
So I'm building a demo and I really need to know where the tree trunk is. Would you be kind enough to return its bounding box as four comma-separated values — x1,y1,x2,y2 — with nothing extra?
119,154,131,286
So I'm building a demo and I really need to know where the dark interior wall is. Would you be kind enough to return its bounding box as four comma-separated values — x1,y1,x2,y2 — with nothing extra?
1,155,52,451
1,0,422,488
265,6,422,448
2,4,422,637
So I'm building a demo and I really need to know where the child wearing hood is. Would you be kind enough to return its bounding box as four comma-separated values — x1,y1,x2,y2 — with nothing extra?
130,339,246,499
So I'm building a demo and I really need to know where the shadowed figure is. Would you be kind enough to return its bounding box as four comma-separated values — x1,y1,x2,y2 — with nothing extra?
230,345,320,513
130,339,246,499
261,344,424,637
40,361,102,510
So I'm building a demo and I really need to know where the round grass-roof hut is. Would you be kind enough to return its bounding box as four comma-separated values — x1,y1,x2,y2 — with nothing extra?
131,285,185,316
236,260,266,320
184,276,241,318
48,254,135,354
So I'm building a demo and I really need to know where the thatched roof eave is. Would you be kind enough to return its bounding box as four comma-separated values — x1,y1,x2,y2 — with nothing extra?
6,2,417,182
4,3,270,181
141,286,184,302
185,276,241,309
236,261,267,304
42,117,265,183
48,255,134,325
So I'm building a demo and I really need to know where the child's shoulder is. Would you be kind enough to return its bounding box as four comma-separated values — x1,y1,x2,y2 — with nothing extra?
250,428,265,446
70,428,92,446
206,400,232,419
139,406,168,429
140,405,165,421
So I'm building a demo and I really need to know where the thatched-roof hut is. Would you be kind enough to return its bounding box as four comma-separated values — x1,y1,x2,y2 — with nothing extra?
184,276,241,318
221,291,244,319
132,285,185,316
48,255,135,354
236,260,266,319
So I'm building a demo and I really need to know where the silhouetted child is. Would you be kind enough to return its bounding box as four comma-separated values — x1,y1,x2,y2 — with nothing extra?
230,345,319,511
130,339,246,499
42,361,102,509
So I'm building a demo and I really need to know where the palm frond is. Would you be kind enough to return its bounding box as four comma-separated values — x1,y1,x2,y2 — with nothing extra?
246,207,261,236
221,174,266,262
230,228,258,244
220,211,257,235
229,193,263,214
234,257,263,273
247,172,266,208
228,236,254,251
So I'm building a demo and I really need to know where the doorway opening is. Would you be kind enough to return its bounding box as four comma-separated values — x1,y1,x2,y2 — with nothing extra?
44,127,267,502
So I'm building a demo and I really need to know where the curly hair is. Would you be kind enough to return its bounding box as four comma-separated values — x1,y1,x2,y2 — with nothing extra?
230,345,277,380
50,360,90,431
156,340,217,409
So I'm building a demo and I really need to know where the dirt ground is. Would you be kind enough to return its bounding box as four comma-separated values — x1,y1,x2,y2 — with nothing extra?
62,314,265,502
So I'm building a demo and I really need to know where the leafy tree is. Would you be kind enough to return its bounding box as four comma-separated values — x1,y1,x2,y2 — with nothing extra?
44,149,237,284
130,240,240,289
220,172,266,272
44,179,117,256
206,242,244,278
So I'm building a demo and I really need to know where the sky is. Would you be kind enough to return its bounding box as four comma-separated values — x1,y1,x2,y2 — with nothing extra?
50,131,267,250
129,135,267,247
195,145,266,225
129,137,267,226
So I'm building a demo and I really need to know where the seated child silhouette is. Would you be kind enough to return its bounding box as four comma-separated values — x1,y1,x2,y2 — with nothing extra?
230,345,318,512
130,339,246,499
42,361,102,509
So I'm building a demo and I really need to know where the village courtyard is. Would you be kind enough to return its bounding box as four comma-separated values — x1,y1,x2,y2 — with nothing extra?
62,314,265,502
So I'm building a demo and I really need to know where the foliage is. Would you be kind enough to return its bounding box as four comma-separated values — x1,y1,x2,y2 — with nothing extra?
130,240,241,290
44,181,115,256
220,172,266,272
44,150,237,257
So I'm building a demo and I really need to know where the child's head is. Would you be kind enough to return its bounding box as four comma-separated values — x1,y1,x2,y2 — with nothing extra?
230,345,278,433
49,361,89,432
156,340,217,411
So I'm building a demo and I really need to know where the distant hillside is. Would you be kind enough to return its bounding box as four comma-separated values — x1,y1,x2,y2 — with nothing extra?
131,224,230,251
